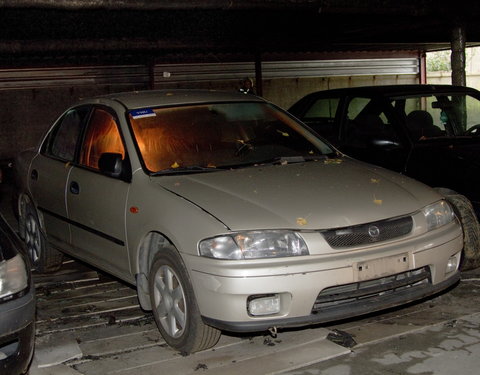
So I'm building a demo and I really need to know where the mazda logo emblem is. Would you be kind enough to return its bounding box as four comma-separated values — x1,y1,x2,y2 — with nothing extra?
368,225,380,238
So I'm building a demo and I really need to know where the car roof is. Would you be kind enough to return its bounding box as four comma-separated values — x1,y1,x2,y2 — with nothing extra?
89,89,265,110
299,84,480,98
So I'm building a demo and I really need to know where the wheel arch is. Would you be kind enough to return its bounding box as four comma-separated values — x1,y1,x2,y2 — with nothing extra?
135,231,178,311
435,187,480,270
434,187,459,196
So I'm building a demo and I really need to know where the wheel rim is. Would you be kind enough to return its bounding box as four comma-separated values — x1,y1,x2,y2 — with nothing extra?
152,265,187,339
25,213,41,263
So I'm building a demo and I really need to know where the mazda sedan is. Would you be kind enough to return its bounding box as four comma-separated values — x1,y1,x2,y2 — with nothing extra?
14,90,463,353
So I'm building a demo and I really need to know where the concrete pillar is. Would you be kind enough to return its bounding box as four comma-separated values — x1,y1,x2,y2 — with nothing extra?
451,26,466,86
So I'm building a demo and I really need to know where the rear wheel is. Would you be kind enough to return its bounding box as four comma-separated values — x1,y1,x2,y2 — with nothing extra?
148,247,221,354
444,193,480,270
24,203,63,273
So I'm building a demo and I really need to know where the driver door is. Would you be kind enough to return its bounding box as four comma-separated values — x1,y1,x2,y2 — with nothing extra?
66,106,131,277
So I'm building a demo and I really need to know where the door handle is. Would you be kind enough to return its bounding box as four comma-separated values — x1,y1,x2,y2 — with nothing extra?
70,181,80,195
31,169,38,181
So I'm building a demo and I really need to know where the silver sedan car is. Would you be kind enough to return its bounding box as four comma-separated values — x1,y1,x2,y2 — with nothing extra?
14,90,463,353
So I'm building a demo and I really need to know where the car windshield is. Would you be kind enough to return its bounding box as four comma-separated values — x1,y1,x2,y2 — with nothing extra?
128,102,334,173
391,92,480,139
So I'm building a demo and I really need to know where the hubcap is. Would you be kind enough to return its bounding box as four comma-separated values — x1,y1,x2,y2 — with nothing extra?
153,265,187,338
25,214,41,263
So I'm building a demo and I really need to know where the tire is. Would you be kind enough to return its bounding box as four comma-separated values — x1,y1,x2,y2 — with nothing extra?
444,193,480,270
24,203,63,273
148,247,221,354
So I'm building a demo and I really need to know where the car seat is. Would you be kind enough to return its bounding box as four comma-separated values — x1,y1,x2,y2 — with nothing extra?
406,110,443,140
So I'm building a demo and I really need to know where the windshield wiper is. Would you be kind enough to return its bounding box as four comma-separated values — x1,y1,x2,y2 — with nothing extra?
151,165,221,176
255,155,328,165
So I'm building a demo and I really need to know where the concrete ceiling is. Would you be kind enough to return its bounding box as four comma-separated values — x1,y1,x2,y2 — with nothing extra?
1,0,480,65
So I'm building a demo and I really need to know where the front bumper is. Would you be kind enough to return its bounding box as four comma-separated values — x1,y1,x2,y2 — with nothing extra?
188,221,463,333
203,268,460,332
0,288,36,375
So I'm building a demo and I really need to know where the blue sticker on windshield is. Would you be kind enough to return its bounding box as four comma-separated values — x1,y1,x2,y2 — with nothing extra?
130,108,156,119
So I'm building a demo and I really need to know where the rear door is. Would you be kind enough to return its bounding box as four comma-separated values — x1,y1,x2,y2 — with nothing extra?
28,106,90,249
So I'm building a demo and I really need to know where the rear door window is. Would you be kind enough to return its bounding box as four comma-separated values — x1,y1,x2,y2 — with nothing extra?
43,107,90,161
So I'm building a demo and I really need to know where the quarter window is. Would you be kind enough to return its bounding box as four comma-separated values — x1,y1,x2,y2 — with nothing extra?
79,108,125,170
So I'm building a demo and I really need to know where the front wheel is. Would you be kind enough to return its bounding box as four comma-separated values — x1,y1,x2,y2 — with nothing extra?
24,203,63,273
148,247,221,353
443,193,480,270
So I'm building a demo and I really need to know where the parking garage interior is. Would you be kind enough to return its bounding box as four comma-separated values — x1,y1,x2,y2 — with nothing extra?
2,1,480,374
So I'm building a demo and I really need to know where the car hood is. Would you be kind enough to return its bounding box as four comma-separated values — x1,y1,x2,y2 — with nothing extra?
154,158,439,231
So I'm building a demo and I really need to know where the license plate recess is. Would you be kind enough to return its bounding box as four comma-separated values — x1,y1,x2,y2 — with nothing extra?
354,253,409,281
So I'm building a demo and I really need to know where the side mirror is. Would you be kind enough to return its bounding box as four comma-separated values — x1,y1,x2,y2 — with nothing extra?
99,153,130,181
369,138,402,150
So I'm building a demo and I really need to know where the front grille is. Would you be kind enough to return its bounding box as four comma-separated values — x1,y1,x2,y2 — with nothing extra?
311,266,431,313
321,215,413,248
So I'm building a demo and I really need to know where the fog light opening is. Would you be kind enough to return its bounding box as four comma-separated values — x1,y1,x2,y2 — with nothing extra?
446,253,460,274
247,294,280,316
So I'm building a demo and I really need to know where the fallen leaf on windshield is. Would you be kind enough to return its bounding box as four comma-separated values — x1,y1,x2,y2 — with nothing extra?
370,178,380,184
373,198,383,205
171,161,180,168
276,130,290,137
297,217,308,226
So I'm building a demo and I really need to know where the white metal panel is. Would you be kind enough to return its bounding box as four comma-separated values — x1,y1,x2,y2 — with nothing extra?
0,58,419,90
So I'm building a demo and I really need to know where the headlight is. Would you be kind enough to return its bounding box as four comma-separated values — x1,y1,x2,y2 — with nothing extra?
0,254,29,301
422,200,455,232
199,230,309,260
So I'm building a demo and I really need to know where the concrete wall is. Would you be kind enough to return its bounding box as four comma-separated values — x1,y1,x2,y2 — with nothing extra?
427,71,480,91
262,74,418,110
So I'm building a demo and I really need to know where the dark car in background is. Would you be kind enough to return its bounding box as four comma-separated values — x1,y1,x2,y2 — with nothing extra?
289,84,480,269
0,212,35,374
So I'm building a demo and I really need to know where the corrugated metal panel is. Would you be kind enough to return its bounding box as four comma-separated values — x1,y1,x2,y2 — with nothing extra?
0,65,149,90
154,58,419,84
0,58,418,90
